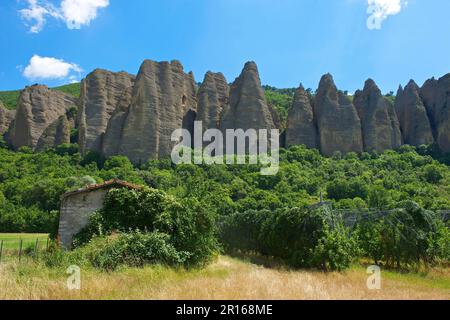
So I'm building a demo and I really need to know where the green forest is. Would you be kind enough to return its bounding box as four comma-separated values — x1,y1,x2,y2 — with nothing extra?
0,140,449,271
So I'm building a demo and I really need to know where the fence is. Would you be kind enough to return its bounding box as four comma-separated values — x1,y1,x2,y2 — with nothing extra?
0,236,50,263
310,202,450,228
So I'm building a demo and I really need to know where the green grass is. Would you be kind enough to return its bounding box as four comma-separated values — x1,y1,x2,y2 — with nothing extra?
381,267,450,291
0,90,20,110
54,83,81,98
0,233,49,250
0,83,80,110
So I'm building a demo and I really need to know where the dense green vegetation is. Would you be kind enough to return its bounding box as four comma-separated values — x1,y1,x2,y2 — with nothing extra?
72,187,218,270
0,90,20,110
263,85,296,127
1,143,450,233
0,83,80,110
0,140,449,271
221,201,449,271
53,83,81,98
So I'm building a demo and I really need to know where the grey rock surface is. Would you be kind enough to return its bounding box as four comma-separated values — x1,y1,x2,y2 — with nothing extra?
314,74,363,156
285,85,318,149
8,85,76,150
354,79,402,152
420,74,450,152
116,60,197,164
78,69,135,155
395,80,434,146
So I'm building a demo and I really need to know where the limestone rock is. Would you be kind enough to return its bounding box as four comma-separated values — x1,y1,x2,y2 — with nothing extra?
101,104,129,159
219,61,276,153
314,74,363,156
285,85,318,149
196,71,229,130
8,85,76,150
78,69,135,155
354,79,402,152
0,102,15,135
115,60,197,164
395,80,434,146
36,114,71,151
420,74,450,152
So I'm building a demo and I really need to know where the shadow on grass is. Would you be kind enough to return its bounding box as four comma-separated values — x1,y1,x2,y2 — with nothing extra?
225,249,293,270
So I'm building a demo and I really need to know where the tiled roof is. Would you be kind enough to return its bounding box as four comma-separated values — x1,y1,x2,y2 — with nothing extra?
62,179,142,200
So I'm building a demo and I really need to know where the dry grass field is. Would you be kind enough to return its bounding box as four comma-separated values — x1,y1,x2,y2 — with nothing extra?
0,256,448,300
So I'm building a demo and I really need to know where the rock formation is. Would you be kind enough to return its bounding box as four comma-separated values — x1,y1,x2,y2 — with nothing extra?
5,58,450,160
78,69,135,155
36,114,71,151
420,74,450,152
112,60,197,164
219,61,277,154
314,74,363,156
195,71,231,151
285,85,318,149
7,85,77,150
354,79,402,152
395,80,434,147
0,102,14,135
196,71,229,130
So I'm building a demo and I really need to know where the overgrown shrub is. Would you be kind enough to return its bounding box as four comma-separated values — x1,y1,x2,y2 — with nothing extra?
221,206,359,271
354,201,449,268
83,231,187,271
74,188,218,268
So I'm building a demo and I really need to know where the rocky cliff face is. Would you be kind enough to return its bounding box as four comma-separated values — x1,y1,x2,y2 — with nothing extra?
7,85,77,150
395,80,434,147
112,60,197,164
36,114,72,151
78,69,135,155
196,72,229,130
314,74,363,156
0,102,14,135
5,59,450,160
354,79,402,152
420,74,450,152
219,62,276,154
285,85,318,149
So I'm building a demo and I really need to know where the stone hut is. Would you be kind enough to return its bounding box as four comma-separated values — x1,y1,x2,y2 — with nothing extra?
58,179,142,249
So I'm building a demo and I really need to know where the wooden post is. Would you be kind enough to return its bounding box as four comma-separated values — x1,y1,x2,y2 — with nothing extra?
18,239,23,262
34,238,39,257
0,240,3,263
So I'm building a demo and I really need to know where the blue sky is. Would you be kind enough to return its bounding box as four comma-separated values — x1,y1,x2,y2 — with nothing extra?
1,0,450,93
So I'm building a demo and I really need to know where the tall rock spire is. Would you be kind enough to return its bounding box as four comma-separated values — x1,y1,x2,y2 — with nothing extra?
114,60,197,164
219,61,277,154
420,74,450,152
354,79,402,152
196,71,229,130
285,85,318,149
314,74,363,156
78,69,135,155
7,85,76,150
395,80,434,146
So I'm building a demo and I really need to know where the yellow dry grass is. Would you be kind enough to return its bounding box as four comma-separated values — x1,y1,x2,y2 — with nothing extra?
0,256,449,300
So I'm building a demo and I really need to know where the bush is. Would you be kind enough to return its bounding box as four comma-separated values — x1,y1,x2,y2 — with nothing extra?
75,188,218,268
309,224,360,271
354,201,449,268
221,206,359,271
83,231,187,271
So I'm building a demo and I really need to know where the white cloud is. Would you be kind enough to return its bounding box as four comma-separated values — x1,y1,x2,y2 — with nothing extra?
23,55,82,81
19,0,61,33
61,0,109,29
367,0,407,30
19,0,109,33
